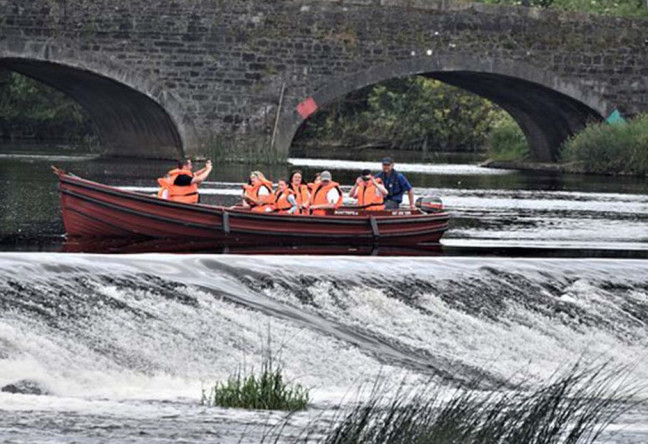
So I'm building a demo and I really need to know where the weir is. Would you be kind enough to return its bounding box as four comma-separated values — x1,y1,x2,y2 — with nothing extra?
1,254,647,399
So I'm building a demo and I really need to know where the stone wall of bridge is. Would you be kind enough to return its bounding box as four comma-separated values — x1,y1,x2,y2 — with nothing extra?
0,0,646,160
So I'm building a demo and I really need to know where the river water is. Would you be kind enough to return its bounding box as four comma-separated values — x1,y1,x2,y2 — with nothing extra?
1,144,647,443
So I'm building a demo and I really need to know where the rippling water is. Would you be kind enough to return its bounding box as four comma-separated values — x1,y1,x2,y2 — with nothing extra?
3,148,648,253
1,145,648,442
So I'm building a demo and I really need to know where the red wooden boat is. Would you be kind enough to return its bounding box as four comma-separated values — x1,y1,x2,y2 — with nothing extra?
54,168,450,246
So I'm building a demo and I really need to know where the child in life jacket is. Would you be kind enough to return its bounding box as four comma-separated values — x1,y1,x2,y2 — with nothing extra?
273,179,299,214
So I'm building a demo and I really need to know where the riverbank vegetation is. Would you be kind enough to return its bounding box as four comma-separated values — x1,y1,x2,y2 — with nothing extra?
486,114,530,161
0,69,96,144
476,0,648,18
561,114,648,176
293,76,503,159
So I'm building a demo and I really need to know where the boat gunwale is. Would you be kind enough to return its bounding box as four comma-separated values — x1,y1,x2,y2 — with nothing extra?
62,188,450,239
60,174,450,226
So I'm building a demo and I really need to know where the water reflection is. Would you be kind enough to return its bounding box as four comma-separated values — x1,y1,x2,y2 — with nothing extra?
61,237,443,256
55,237,648,258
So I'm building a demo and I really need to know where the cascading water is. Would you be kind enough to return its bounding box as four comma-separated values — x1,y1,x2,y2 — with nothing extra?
1,254,647,443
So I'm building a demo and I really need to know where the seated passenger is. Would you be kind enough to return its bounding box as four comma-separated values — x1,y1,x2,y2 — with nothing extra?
307,173,321,194
309,170,343,216
349,169,388,211
242,171,274,212
289,169,310,214
273,179,299,214
157,158,212,203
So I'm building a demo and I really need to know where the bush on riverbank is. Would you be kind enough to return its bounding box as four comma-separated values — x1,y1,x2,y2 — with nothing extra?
486,114,530,161
293,76,500,156
278,364,638,444
561,114,648,176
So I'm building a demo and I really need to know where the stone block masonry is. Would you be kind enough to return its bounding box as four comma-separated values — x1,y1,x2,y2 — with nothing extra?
0,0,646,161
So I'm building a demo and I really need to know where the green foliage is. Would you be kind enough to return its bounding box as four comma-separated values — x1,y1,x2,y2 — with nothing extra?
294,77,500,155
561,114,648,176
476,0,648,17
206,344,309,412
0,70,95,142
487,114,530,161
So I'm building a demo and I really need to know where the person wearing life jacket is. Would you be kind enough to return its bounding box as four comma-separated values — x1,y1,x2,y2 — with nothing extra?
309,170,343,216
242,171,275,212
157,158,212,204
288,169,310,214
306,173,321,195
272,179,299,214
349,169,388,211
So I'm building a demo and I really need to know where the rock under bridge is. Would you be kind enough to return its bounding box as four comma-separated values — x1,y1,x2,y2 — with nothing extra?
0,0,647,161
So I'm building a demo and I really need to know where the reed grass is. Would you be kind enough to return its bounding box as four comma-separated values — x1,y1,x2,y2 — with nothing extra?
209,361,309,411
205,333,309,412
267,363,641,444
319,365,639,444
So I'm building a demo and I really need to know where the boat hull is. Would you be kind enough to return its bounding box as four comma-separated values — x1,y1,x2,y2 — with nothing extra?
58,174,450,245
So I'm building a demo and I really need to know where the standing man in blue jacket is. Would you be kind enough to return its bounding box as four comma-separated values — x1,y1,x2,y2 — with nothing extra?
375,157,415,210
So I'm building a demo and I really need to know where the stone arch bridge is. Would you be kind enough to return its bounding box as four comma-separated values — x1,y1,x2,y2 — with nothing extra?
0,0,646,161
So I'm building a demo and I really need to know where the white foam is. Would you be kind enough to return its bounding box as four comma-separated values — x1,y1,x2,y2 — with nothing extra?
1,254,648,407
288,158,514,175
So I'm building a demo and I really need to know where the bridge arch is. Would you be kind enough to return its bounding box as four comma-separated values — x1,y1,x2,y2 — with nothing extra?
0,40,189,158
277,55,613,162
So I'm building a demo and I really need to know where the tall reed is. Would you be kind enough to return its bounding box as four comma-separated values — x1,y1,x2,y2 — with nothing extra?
270,363,642,444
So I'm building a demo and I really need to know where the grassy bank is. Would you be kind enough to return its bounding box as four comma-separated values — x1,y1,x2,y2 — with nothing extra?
561,114,648,176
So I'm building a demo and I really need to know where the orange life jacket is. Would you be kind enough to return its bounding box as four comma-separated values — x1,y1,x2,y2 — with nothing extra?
291,184,310,214
273,188,296,213
307,182,320,194
357,178,385,211
310,181,343,216
243,179,274,212
157,169,199,204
